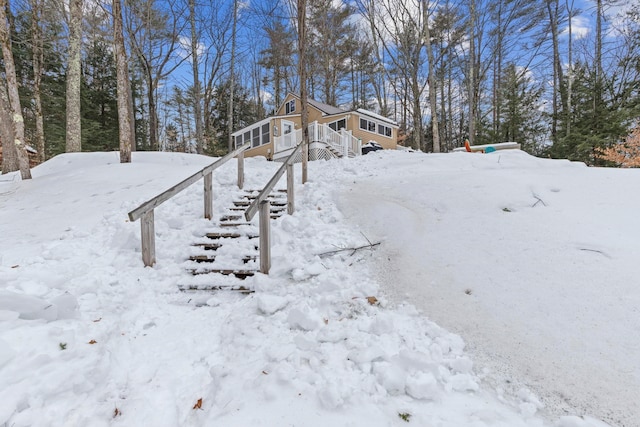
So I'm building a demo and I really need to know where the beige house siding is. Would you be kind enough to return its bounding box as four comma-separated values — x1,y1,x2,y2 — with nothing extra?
244,142,272,159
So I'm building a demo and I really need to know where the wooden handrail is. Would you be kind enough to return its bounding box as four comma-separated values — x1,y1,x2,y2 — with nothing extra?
245,141,305,274
245,142,303,221
128,142,251,266
129,142,250,221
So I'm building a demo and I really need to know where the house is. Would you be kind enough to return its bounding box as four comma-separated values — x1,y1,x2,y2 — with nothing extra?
0,143,40,169
232,93,399,161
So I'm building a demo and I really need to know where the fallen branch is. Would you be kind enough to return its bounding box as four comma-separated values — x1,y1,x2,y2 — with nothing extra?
318,234,381,258
532,193,547,207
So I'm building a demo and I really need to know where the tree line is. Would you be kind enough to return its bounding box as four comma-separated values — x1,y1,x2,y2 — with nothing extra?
2,0,640,178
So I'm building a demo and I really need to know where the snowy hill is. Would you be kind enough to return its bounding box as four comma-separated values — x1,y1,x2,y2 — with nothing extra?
0,150,637,427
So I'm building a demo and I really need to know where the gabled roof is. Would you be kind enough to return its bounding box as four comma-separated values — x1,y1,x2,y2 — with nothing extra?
286,93,345,116
283,93,398,127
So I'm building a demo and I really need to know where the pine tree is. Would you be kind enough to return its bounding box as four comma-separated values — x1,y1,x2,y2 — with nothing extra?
307,0,357,105
497,63,545,153
82,37,118,151
259,20,295,110
550,62,628,164
207,79,259,156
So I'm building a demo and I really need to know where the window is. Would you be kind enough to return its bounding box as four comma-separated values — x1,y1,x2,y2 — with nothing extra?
328,118,346,132
236,123,271,150
360,117,393,138
378,124,392,137
285,99,296,114
252,128,260,147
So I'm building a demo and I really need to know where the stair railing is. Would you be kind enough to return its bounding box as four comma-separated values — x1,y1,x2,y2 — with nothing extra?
244,141,304,274
128,142,251,267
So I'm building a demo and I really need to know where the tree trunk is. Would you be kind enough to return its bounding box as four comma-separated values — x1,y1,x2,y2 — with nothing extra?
188,0,203,154
423,1,440,153
227,0,238,153
566,0,573,138
0,87,17,173
31,0,45,163
297,0,309,183
0,0,31,179
147,78,158,151
547,0,567,142
65,0,82,153
468,0,476,145
113,0,133,163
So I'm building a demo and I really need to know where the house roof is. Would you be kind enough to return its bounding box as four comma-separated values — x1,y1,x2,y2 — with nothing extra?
283,92,398,127
287,93,345,116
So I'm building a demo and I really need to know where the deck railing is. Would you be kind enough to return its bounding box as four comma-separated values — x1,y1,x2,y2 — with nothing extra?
128,142,251,266
274,121,361,158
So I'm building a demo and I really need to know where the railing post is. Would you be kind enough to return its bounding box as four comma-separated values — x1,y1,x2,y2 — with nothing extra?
286,162,294,215
259,200,271,274
141,210,156,267
313,120,319,142
341,129,349,157
237,150,245,189
204,172,213,219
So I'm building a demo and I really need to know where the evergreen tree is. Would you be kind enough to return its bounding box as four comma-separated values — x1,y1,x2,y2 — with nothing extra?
207,78,259,156
307,0,357,105
259,20,295,110
550,62,628,164
497,63,545,154
82,37,118,151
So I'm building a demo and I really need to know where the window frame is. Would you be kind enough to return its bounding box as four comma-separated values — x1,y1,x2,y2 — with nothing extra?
360,116,393,138
328,118,347,132
285,99,296,114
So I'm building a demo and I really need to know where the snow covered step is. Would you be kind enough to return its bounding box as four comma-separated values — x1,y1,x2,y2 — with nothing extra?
232,199,287,208
188,254,257,263
205,232,258,239
190,242,223,251
177,283,253,293
186,268,256,280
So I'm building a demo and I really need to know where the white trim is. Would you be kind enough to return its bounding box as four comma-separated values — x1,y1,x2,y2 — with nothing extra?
356,108,398,127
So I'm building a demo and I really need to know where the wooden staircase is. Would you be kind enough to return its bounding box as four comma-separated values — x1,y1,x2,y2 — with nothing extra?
178,189,287,292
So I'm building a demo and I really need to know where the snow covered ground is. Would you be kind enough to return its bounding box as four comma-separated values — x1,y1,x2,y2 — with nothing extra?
0,149,636,427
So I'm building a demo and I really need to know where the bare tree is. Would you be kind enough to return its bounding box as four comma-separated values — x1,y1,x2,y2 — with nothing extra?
126,0,188,151
113,0,134,162
188,0,203,153
422,0,440,152
0,0,31,179
297,0,309,182
66,0,83,152
227,0,238,152
30,0,46,162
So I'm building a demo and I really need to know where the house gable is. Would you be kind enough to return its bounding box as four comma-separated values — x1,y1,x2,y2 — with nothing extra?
276,93,346,118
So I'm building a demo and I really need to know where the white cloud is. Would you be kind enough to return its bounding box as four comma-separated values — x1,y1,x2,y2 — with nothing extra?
177,36,206,62
561,14,590,40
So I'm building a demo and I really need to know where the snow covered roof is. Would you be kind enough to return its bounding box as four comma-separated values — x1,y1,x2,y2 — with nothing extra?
355,108,398,126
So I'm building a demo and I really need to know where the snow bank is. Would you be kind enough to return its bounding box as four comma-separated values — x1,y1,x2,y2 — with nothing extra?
0,150,627,426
